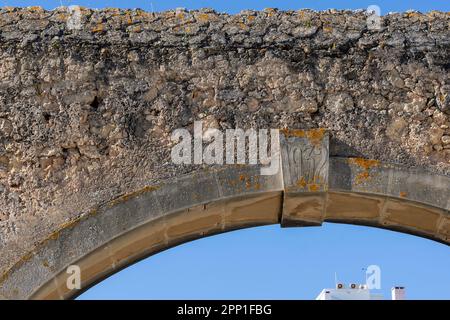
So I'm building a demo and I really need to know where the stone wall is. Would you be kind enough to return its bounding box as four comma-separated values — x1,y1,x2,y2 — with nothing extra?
0,7,449,276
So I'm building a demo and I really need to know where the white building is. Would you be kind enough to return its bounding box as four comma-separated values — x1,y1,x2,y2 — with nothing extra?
316,283,405,300
391,286,406,300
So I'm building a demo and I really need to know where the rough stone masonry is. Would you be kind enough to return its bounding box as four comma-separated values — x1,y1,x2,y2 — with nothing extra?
0,7,449,278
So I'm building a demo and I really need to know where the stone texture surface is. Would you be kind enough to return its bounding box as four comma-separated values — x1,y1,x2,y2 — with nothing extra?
0,7,449,276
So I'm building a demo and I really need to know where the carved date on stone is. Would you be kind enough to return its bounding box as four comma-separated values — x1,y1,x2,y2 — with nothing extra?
280,129,329,193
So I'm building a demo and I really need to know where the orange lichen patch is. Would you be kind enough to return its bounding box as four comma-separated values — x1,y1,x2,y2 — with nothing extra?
308,184,319,192
176,12,185,20
91,24,104,33
28,6,44,12
399,192,408,198
280,128,305,138
297,177,307,188
355,171,370,182
280,128,327,147
127,16,133,25
238,174,252,189
0,270,9,284
265,8,276,17
406,12,421,18
295,175,325,192
247,15,256,22
306,128,327,146
348,158,380,184
196,13,209,23
231,173,261,191
348,158,380,171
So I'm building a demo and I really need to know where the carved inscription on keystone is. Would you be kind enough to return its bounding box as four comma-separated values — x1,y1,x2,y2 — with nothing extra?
280,129,329,193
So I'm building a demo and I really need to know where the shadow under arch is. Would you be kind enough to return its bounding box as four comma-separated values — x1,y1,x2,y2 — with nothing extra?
0,158,449,300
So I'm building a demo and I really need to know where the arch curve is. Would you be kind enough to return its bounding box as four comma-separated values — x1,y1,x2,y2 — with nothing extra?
1,153,449,299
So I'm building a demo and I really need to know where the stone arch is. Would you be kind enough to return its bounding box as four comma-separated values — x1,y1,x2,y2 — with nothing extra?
1,130,448,300
0,8,449,300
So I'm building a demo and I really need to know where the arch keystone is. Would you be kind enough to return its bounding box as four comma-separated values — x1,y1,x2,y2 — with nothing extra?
280,129,329,226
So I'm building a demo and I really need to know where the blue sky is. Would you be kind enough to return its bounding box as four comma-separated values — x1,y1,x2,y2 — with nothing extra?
78,223,450,300
5,0,449,300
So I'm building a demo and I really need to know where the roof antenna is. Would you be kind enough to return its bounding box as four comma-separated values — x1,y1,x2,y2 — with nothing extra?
334,272,338,287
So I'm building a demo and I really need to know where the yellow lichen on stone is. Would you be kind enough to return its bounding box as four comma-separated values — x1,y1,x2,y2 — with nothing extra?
91,23,104,33
28,6,44,12
348,158,380,184
280,128,326,147
297,177,307,188
264,8,276,17
348,158,380,171
234,173,261,191
296,175,324,191
197,13,209,23
280,128,306,138
0,270,9,285
406,12,421,18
